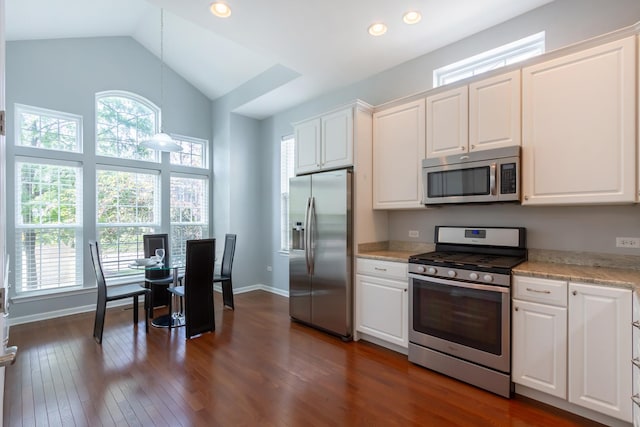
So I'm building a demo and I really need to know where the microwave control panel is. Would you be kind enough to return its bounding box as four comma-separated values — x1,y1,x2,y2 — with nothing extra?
500,163,517,194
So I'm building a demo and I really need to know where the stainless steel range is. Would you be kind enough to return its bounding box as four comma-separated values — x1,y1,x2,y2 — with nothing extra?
408,226,527,398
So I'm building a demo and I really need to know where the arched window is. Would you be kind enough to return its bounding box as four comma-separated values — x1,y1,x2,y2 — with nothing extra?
95,91,159,162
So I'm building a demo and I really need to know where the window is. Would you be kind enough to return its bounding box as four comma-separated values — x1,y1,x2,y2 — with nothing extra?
11,94,210,296
15,104,82,152
95,91,158,162
170,175,209,264
15,160,83,292
96,169,159,276
433,32,545,87
280,135,295,251
170,135,207,169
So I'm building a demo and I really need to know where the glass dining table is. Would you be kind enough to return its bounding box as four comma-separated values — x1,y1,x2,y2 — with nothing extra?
128,261,184,328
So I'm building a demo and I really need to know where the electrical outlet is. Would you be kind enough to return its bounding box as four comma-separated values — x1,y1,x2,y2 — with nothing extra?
616,237,640,248
408,230,419,238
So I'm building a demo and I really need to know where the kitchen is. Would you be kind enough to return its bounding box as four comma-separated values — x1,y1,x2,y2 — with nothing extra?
3,0,640,425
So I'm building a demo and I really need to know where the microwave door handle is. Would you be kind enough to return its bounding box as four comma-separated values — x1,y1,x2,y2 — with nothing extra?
490,163,497,195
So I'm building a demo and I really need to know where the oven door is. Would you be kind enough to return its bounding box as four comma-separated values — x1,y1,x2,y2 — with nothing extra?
409,274,510,373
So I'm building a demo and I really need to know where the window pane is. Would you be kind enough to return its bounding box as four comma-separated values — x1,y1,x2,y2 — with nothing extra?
97,226,155,276
16,106,81,152
170,176,208,264
280,136,295,251
434,32,545,87
15,162,82,292
170,136,207,168
96,170,158,225
96,170,159,276
16,228,82,292
96,95,157,161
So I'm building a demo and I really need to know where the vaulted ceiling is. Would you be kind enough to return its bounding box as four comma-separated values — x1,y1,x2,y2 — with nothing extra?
6,0,554,119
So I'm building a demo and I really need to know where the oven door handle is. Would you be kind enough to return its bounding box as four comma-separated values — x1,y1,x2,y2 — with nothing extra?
408,273,510,294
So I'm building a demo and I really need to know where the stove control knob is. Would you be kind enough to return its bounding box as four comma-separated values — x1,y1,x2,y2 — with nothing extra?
427,267,437,275
483,274,494,283
469,272,479,281
448,270,457,278
416,266,426,273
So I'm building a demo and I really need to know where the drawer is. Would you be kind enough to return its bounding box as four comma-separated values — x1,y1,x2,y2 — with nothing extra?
513,275,567,307
357,258,408,281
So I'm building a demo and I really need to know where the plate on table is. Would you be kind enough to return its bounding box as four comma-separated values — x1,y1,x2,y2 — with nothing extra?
134,258,159,267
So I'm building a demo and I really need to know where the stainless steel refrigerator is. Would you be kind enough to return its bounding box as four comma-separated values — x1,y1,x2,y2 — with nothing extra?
289,168,352,339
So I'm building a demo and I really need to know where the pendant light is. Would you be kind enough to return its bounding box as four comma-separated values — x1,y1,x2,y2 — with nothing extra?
141,8,183,153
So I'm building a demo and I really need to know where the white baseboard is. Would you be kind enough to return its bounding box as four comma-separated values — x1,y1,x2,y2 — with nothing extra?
9,284,290,326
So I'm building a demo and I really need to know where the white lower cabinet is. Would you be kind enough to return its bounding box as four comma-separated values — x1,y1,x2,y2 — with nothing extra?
513,276,633,423
568,282,632,423
513,276,568,398
355,258,408,349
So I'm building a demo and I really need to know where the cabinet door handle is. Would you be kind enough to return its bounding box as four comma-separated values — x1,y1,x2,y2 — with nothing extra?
514,306,519,311
526,287,551,294
572,290,577,296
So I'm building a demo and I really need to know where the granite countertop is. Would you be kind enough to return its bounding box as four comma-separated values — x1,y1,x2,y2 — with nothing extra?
358,243,640,291
513,261,640,291
357,241,435,263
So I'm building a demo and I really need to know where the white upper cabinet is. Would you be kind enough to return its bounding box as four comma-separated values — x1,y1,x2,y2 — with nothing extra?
521,36,636,205
294,107,353,175
426,70,521,159
469,70,521,151
294,118,321,175
426,86,468,158
372,99,426,209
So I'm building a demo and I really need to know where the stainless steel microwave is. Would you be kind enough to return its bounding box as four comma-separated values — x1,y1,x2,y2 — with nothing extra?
422,146,520,205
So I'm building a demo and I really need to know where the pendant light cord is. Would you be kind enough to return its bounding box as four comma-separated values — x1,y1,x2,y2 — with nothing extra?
160,8,165,132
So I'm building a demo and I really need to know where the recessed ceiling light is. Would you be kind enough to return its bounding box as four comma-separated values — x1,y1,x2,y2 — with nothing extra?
403,11,422,25
368,23,388,36
210,2,231,18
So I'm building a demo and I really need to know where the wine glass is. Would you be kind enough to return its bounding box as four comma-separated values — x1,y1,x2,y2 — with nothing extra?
155,248,165,265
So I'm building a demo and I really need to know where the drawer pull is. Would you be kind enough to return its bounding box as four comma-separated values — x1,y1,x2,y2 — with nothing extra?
632,394,640,407
374,267,387,272
526,287,551,294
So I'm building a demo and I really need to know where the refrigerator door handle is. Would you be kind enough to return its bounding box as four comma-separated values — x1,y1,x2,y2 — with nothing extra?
303,197,311,274
308,196,316,276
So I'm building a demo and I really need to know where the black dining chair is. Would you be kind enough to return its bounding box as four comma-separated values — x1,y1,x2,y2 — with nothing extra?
167,239,216,339
143,233,182,317
89,240,151,344
215,234,237,310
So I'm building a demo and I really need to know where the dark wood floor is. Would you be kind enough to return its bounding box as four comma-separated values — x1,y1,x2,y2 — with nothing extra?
4,290,602,426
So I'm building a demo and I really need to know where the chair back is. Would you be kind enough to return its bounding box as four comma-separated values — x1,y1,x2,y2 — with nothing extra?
89,240,107,301
220,234,237,277
143,234,170,280
184,239,216,338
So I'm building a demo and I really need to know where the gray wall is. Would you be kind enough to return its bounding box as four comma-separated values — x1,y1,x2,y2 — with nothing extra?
261,0,640,292
6,36,212,319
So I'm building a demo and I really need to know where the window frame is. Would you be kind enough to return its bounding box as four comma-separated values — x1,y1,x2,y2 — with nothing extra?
14,104,83,153
280,135,295,252
433,32,545,88
95,90,161,162
169,173,210,265
14,157,84,294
